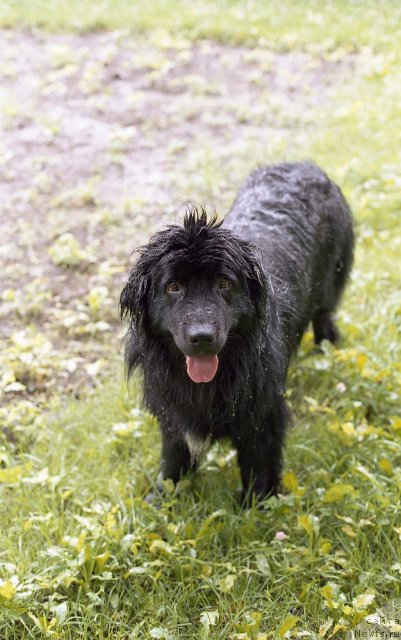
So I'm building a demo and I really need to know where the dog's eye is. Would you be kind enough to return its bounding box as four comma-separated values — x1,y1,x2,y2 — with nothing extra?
217,277,231,290
166,280,180,293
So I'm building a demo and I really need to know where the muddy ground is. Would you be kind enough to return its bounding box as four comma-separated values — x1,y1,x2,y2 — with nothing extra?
0,29,355,404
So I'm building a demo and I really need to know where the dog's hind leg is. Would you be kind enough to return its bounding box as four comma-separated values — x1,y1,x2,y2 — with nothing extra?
313,219,354,346
312,310,340,345
313,226,353,345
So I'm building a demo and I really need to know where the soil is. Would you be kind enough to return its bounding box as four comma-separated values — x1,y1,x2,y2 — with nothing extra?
0,29,355,404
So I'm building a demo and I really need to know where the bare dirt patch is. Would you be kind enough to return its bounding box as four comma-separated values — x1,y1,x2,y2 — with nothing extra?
0,29,355,405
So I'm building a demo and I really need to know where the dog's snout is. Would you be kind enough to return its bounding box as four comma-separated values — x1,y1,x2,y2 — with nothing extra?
188,326,216,347
176,320,227,357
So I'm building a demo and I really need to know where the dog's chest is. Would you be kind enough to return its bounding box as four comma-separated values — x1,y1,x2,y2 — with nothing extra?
184,432,212,464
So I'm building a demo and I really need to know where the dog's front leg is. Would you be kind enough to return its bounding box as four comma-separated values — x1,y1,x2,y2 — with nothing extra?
158,428,193,486
235,427,284,507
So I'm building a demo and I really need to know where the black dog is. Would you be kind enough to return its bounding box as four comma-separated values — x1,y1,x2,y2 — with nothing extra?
120,162,353,504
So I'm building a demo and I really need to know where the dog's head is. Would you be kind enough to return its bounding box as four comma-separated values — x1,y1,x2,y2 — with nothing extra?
120,206,267,383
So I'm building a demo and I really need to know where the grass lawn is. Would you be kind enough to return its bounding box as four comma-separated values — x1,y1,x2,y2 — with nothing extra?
0,1,400,638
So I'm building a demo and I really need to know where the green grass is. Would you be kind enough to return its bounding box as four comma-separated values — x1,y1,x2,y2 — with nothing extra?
1,328,400,638
1,0,401,52
1,1,401,638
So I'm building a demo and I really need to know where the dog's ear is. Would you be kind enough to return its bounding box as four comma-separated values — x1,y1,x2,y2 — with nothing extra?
240,242,268,326
120,229,171,332
119,257,151,331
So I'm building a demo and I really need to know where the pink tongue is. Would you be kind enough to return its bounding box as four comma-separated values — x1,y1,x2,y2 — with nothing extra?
186,355,219,383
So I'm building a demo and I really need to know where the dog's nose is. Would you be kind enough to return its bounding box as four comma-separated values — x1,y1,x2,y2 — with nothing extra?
188,326,216,347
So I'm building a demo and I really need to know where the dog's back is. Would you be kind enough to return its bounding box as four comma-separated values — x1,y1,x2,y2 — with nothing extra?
225,161,354,350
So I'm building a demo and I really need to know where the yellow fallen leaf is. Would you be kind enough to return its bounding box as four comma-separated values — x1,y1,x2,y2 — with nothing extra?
321,584,334,601
320,541,332,555
356,354,368,371
2,288,15,301
233,611,262,634
0,581,16,600
106,513,117,533
298,514,318,536
329,623,347,637
278,615,298,637
323,484,355,502
112,422,134,437
95,551,110,573
353,591,375,610
378,458,393,476
200,610,219,628
319,618,333,638
320,583,340,609
342,525,357,538
341,422,356,438
149,540,174,556
390,416,401,431
23,467,49,485
355,465,380,486
0,466,22,484
219,574,236,593
283,471,298,492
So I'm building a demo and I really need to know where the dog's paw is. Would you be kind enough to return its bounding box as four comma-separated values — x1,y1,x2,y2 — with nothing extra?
313,313,341,345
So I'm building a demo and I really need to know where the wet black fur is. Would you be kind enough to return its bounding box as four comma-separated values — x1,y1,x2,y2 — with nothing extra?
120,162,354,504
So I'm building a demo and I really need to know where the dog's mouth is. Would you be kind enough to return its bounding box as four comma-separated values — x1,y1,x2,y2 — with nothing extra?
185,355,219,383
